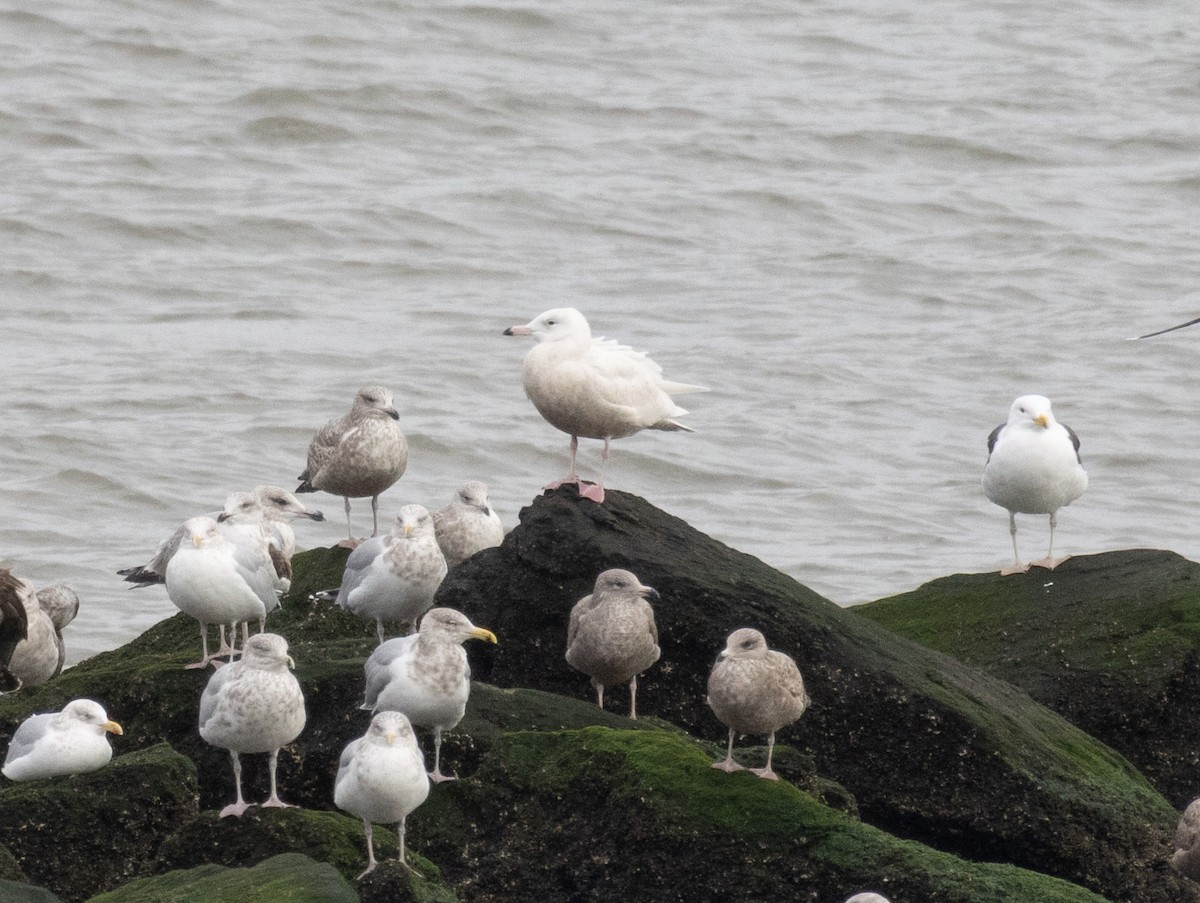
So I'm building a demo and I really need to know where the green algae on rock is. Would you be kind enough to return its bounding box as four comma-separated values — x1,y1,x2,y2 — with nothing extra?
854,549,1200,809
415,726,1114,903
436,488,1189,902
0,878,63,903
0,743,198,903
82,852,355,903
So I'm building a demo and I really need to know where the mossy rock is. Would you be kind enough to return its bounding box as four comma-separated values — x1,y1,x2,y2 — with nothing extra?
0,878,63,903
854,549,1200,809
83,852,354,903
417,726,1113,903
435,488,1189,901
0,743,198,903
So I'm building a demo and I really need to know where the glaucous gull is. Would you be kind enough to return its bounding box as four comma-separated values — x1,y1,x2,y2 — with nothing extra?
982,395,1088,575
334,710,431,877
565,569,661,719
3,699,122,781
330,504,447,644
9,581,79,687
431,480,504,570
165,516,277,669
198,632,306,817
297,386,408,542
503,307,707,503
0,569,29,693
361,607,497,782
706,628,810,780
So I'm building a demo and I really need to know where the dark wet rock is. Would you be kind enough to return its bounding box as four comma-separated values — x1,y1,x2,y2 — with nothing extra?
0,743,198,903
855,549,1200,809
83,852,355,903
438,488,1192,903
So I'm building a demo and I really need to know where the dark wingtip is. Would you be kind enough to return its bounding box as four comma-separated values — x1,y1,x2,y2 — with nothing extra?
296,481,316,494
502,327,514,336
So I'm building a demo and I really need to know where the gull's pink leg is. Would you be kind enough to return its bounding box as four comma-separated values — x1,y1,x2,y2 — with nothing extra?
219,751,251,817
186,623,219,670
578,437,608,503
262,748,295,809
712,727,745,773
429,725,456,783
1000,511,1029,576
544,435,584,492
749,732,781,780
356,819,378,879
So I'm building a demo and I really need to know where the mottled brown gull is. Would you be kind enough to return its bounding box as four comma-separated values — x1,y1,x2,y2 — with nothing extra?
335,710,430,877
165,516,277,669
565,569,661,719
331,504,448,643
982,395,1088,575
0,569,30,693
3,698,123,781
431,480,504,570
198,632,306,817
9,581,79,687
361,607,497,783
503,307,708,503
706,628,810,781
297,386,408,542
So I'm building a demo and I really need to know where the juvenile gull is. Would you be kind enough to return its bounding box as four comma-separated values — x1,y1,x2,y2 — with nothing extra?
504,307,708,503
297,386,408,542
335,710,431,877
362,607,497,782
3,698,123,781
0,569,29,693
332,504,447,643
565,569,661,719
165,516,277,668
706,628,810,781
431,480,504,570
118,486,323,590
198,632,306,817
982,395,1088,575
9,582,79,687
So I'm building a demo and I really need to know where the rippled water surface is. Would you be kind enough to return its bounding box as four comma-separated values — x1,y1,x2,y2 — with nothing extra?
3,0,1200,663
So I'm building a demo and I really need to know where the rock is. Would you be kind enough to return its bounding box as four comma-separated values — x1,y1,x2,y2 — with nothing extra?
81,852,354,903
0,743,198,903
413,725,1112,903
854,549,1200,809
0,878,63,903
437,488,1192,902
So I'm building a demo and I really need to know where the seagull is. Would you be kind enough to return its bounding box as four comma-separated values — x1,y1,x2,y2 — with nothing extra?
565,569,661,719
334,710,431,877
118,485,323,590
2,699,123,781
9,582,79,687
706,628,810,781
503,308,708,503
361,607,497,783
0,569,29,694
844,895,892,903
198,633,306,818
297,386,408,542
164,516,277,668
331,504,448,643
431,480,504,570
982,395,1088,575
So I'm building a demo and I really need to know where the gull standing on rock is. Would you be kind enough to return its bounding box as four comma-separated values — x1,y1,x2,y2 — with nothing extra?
503,307,708,503
9,582,79,687
3,699,123,781
165,516,277,668
982,395,1088,575
335,710,431,877
706,628,810,781
565,569,661,719
431,481,504,570
361,607,498,782
198,633,306,818
297,386,408,543
331,504,448,643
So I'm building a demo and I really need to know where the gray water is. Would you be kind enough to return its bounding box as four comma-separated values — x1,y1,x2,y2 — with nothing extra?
3,0,1200,665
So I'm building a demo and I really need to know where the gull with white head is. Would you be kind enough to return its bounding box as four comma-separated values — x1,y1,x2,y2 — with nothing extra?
3,698,123,781
982,395,1088,575
432,480,505,570
504,308,707,503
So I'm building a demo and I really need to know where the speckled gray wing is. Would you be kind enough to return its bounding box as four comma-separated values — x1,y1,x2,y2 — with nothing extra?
565,594,594,650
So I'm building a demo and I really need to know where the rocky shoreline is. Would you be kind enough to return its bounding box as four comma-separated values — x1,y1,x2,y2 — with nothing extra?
0,487,1196,902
